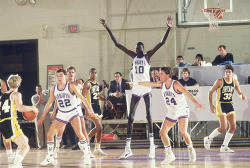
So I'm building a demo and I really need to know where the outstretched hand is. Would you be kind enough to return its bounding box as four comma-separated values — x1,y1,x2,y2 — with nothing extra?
167,16,173,28
99,18,107,28
194,102,205,111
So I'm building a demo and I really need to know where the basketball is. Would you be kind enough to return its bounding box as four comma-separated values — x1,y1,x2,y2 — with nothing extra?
23,111,37,121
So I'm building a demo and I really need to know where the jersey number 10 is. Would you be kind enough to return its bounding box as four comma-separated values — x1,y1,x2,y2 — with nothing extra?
135,66,144,74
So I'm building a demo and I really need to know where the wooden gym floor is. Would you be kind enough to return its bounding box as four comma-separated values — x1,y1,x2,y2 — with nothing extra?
0,147,249,168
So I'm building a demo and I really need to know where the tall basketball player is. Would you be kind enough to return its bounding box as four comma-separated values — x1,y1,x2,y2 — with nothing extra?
128,67,204,164
37,69,94,165
204,64,246,152
100,16,173,159
0,74,38,167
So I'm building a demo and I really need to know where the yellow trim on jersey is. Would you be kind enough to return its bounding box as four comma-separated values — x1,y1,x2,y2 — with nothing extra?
0,118,23,142
9,92,17,118
8,118,23,142
216,100,223,117
0,117,15,123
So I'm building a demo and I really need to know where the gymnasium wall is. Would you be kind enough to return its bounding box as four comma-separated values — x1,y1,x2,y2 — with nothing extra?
0,0,249,89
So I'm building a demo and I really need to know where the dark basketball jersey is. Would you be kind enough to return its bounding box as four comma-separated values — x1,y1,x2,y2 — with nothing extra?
87,80,99,105
0,91,17,120
0,91,23,141
216,78,234,103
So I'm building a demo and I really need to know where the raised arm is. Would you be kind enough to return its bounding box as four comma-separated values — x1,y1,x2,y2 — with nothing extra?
146,16,173,59
100,18,136,58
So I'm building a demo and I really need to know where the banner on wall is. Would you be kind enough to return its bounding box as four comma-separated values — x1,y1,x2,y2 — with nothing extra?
186,87,202,98
47,65,63,90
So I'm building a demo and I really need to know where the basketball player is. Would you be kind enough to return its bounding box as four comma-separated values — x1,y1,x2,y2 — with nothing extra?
53,66,94,158
204,64,246,152
100,16,173,159
1,78,17,164
37,69,94,165
82,68,113,156
0,74,38,167
129,67,204,164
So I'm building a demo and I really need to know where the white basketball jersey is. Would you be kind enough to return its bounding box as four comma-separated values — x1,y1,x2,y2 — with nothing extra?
54,82,77,112
161,80,188,112
74,79,83,106
132,55,151,95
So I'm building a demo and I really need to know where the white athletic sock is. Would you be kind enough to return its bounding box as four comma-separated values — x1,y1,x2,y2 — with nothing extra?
208,128,221,140
222,132,234,147
47,141,54,157
149,133,154,145
186,143,193,149
6,149,13,155
78,140,88,153
55,136,62,149
95,142,100,150
164,145,172,153
14,154,24,165
126,138,131,148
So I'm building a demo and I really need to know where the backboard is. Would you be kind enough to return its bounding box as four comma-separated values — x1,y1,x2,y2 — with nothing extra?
177,0,250,27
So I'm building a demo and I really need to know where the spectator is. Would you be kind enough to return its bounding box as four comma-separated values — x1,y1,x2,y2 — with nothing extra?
172,55,186,80
176,55,186,67
107,72,130,119
150,69,160,82
212,45,234,66
193,54,204,66
31,85,51,149
178,68,199,87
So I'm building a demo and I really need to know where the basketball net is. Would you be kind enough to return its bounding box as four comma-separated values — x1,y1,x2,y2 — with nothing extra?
202,8,225,31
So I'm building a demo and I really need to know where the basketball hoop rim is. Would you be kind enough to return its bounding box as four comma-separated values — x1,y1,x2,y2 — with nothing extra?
202,8,226,13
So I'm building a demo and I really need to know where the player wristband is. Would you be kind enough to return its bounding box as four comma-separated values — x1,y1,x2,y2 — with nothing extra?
239,94,243,99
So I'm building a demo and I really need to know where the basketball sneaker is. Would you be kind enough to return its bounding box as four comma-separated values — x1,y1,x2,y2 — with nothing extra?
161,150,175,165
88,146,95,158
40,154,54,165
119,146,133,159
220,146,234,153
93,148,106,156
204,136,213,150
149,145,155,159
188,147,196,162
54,147,59,159
83,153,91,165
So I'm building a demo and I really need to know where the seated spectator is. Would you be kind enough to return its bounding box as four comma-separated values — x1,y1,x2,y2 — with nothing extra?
176,55,186,67
172,55,186,80
107,72,130,119
178,68,199,87
192,54,204,66
150,69,160,82
212,45,234,66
